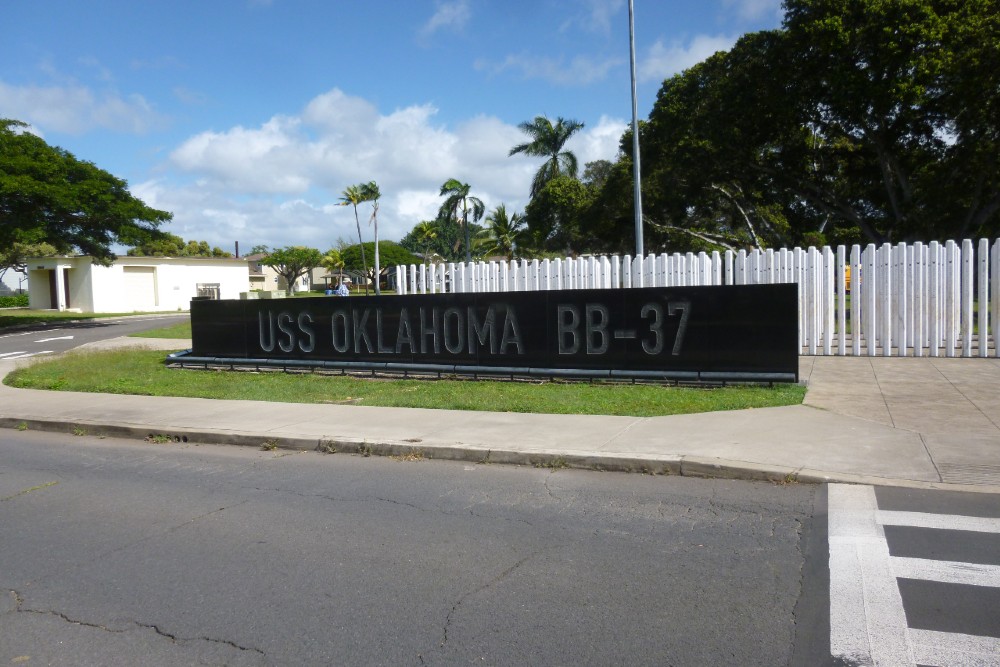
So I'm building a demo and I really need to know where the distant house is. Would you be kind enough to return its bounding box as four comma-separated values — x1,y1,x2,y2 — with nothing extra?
25,255,250,313
308,266,369,292
245,253,316,293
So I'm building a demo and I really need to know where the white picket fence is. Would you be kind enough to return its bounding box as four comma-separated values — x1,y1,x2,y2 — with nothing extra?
395,238,1000,357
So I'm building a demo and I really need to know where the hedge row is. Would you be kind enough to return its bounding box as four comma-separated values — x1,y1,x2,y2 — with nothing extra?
0,295,29,308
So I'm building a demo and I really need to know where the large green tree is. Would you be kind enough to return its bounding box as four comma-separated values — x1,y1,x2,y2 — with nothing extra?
0,119,171,263
628,0,1000,248
127,233,230,257
782,0,1000,241
261,246,323,295
409,221,438,264
523,176,597,254
509,116,585,198
340,241,419,288
437,178,485,263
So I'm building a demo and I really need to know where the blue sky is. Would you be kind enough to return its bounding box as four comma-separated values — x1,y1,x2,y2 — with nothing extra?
1,0,783,259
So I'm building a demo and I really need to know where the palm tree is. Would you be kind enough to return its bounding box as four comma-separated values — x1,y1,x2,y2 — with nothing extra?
437,178,485,263
361,181,381,295
412,221,438,264
508,115,585,197
477,204,524,261
339,184,370,295
321,248,345,290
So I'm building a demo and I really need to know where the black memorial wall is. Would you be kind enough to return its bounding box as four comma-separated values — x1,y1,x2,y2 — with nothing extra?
185,284,799,381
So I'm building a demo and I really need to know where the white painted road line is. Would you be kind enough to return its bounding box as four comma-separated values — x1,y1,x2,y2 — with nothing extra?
878,509,1000,534
0,351,53,360
891,556,1000,588
34,335,74,343
0,328,59,339
0,351,27,358
829,484,915,666
910,629,1000,667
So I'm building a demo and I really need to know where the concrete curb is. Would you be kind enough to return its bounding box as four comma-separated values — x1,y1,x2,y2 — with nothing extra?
4,417,999,494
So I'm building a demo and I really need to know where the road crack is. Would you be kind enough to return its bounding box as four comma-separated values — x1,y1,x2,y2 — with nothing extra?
96,499,252,561
432,545,559,656
543,472,562,502
0,481,58,501
8,589,265,657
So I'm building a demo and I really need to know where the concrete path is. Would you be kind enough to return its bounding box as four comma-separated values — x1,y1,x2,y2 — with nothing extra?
1,337,998,492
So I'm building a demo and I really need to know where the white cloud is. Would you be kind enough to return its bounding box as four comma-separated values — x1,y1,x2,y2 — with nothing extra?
0,80,165,134
170,115,313,194
561,0,625,34
155,90,627,251
721,0,782,21
77,56,114,83
134,178,339,252
419,0,471,38
475,53,624,86
567,115,628,165
638,34,736,83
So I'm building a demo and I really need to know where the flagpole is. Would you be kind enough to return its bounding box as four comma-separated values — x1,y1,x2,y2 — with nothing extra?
628,0,644,258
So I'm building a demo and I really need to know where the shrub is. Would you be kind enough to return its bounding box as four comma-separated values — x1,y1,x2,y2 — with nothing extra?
0,295,29,308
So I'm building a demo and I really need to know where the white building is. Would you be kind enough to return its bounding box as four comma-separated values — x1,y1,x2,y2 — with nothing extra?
26,255,250,313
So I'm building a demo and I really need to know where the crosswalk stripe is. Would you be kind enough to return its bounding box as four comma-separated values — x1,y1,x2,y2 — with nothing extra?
830,484,1000,667
878,509,1000,534
829,484,915,665
891,556,1000,588
910,629,1000,667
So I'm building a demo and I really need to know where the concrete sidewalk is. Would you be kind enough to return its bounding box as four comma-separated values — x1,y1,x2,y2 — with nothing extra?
1,337,998,492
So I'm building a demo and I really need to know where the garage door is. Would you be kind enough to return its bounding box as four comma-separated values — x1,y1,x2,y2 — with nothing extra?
122,267,157,311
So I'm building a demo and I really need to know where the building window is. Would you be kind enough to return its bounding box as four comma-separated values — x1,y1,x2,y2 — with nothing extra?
196,283,221,299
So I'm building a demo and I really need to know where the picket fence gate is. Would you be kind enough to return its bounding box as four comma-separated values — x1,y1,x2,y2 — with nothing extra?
394,238,1000,358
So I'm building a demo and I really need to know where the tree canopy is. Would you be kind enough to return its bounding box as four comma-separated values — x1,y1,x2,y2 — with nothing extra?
437,178,484,263
340,241,419,285
320,248,346,286
261,246,323,295
0,119,171,264
127,233,230,258
0,241,57,284
399,218,483,262
476,204,526,261
621,0,1000,249
509,116,585,198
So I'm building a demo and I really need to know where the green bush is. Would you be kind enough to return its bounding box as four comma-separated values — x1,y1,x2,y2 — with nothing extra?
0,294,28,308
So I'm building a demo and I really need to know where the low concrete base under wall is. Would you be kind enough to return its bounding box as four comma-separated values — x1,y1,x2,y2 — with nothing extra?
165,350,798,385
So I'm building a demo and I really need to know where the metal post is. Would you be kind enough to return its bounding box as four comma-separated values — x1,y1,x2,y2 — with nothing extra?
628,0,644,258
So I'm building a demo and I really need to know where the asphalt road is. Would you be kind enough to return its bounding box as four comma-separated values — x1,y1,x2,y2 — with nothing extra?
2,430,816,666
0,314,188,360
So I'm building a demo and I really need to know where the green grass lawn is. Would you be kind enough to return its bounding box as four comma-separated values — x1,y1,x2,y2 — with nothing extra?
4,348,805,417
